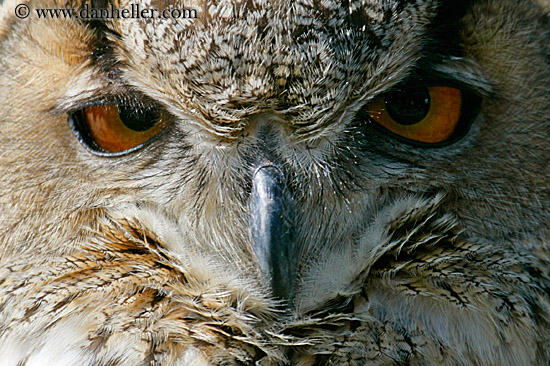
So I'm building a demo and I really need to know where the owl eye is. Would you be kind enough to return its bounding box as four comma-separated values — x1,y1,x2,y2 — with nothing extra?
70,103,168,155
365,86,473,145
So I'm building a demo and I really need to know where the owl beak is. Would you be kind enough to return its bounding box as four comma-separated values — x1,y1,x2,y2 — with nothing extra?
248,161,295,301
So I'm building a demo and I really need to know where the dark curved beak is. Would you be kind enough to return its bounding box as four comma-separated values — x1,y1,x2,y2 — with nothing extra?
248,161,295,301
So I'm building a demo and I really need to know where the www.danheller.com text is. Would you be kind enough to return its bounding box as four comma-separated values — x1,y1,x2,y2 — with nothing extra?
33,3,198,20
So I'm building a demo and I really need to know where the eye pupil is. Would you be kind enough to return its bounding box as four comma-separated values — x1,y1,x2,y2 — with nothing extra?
385,88,431,125
118,104,160,132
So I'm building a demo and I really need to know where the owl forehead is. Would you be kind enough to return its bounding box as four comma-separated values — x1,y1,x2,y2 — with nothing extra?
116,0,437,127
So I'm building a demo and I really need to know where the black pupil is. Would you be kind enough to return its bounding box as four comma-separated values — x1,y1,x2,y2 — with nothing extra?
118,104,160,132
385,88,431,125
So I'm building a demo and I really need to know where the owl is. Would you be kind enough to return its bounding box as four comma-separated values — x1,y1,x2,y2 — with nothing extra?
0,0,549,364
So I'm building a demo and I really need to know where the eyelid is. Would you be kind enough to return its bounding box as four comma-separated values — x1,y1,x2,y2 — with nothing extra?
430,59,492,96
66,94,157,114
409,60,491,99
57,77,153,114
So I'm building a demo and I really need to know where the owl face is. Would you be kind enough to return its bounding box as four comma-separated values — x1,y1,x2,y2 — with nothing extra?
24,0,544,285
0,0,549,364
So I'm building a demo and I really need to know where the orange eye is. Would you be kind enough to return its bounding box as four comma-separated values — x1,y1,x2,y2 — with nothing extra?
365,86,464,144
75,104,168,154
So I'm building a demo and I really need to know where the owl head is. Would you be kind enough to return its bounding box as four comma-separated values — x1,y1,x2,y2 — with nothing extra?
0,0,549,364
